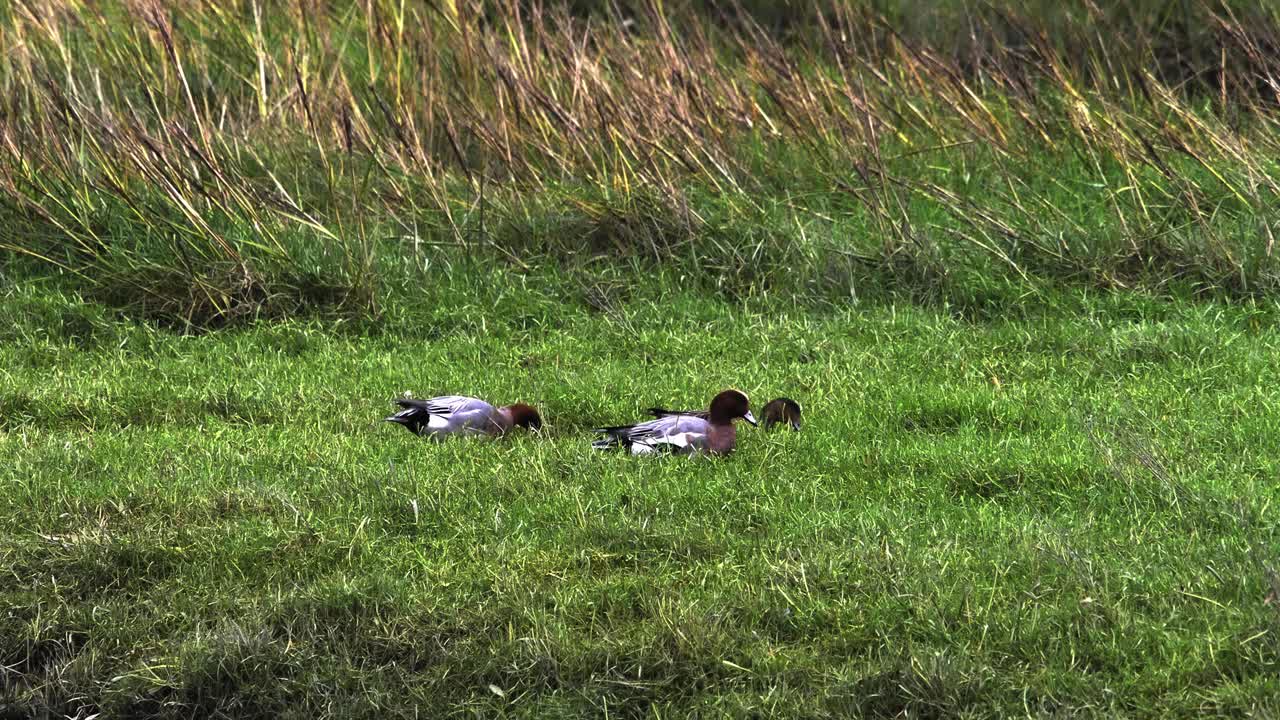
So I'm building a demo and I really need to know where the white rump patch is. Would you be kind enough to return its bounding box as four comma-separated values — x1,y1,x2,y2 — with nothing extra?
632,432,699,455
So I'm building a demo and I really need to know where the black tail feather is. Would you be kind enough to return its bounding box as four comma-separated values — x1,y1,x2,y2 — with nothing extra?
592,425,634,450
385,401,431,435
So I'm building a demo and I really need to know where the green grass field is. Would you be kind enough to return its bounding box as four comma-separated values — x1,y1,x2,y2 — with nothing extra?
4,0,1280,716
5,273,1280,717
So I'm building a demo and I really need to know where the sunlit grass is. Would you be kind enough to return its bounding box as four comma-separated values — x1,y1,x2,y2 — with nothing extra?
5,1,1280,716
2,273,1279,716
5,1,1280,329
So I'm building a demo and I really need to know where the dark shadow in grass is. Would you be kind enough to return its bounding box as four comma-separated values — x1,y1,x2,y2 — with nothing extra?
0,389,278,431
573,520,719,570
899,404,969,434
0,606,90,690
945,467,1018,501
13,537,182,603
0,697,101,720
0,391,42,428
485,611,741,708
0,286,123,349
897,397,1040,436
108,620,301,719
942,457,1120,509
82,261,377,335
262,575,452,671
829,653,989,720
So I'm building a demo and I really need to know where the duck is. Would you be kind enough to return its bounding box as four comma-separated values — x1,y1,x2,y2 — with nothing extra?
593,389,756,455
760,397,803,430
384,395,542,438
647,395,802,431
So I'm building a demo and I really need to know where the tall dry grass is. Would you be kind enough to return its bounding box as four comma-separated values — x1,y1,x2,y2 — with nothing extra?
3,1,1280,326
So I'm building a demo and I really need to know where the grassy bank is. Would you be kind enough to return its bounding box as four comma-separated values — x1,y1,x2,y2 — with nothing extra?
5,1,1280,328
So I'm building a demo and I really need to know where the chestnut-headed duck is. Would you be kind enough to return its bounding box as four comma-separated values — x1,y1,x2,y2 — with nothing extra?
647,395,802,431
593,389,757,455
385,395,542,438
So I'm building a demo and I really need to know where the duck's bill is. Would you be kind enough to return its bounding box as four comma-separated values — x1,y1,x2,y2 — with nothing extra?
743,410,758,427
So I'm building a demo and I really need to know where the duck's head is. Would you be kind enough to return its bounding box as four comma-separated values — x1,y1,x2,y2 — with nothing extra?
762,397,802,430
708,389,756,426
504,403,543,431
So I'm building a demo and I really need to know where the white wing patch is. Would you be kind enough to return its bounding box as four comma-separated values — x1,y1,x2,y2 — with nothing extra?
403,395,497,437
596,415,710,456
630,431,700,455
661,432,697,447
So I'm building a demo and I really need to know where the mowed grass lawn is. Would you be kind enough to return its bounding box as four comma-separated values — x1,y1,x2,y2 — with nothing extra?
3,270,1279,717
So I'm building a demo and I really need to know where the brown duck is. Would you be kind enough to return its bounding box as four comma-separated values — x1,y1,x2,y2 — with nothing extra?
647,396,801,431
594,389,757,455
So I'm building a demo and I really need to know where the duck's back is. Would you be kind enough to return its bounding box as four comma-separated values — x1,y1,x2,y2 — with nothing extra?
629,414,710,454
